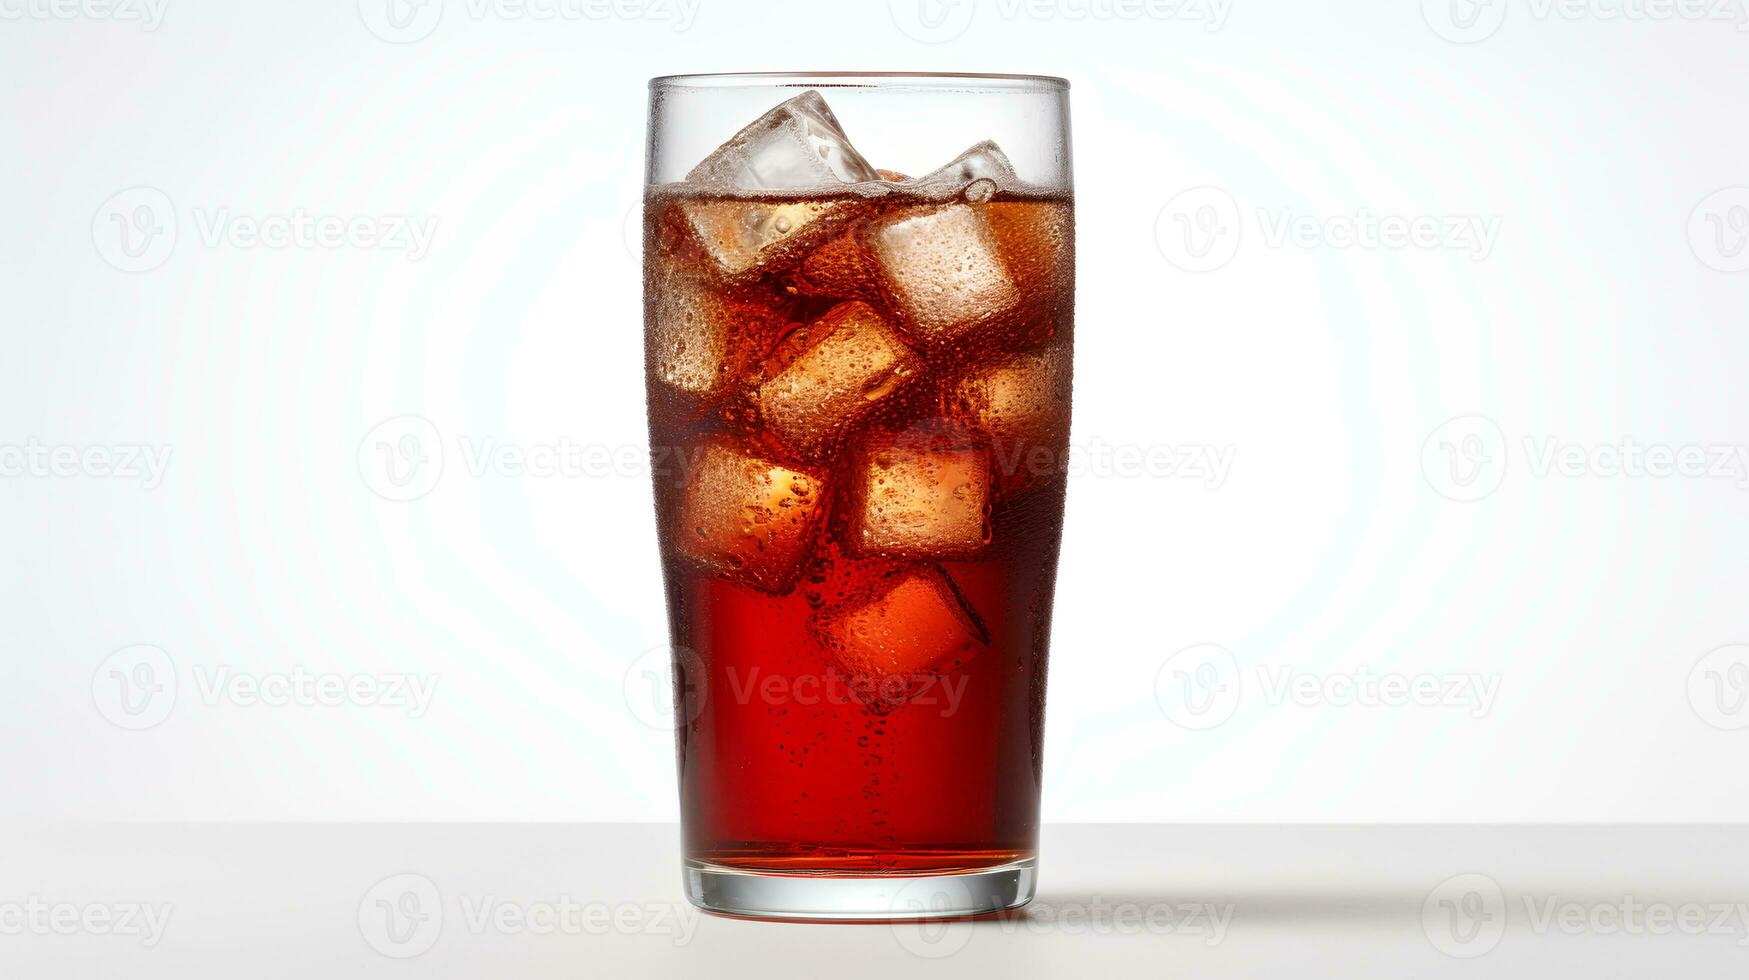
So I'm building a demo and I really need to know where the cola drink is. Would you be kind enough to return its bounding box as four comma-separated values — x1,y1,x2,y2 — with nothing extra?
645,88,1072,896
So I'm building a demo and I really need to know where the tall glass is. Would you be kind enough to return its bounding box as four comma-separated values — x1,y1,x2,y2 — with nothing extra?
643,72,1073,920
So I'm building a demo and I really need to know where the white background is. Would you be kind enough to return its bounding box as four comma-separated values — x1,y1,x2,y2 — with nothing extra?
1,0,1746,824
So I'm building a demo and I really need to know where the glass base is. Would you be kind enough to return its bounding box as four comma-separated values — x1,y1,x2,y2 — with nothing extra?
684,858,1037,921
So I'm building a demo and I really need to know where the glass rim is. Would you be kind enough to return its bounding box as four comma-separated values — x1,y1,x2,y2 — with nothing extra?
649,71,1070,92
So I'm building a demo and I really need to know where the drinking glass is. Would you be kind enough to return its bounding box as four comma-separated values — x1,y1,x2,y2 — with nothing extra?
644,72,1073,920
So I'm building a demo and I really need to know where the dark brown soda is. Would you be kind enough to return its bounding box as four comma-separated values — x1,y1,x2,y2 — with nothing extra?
645,188,1073,875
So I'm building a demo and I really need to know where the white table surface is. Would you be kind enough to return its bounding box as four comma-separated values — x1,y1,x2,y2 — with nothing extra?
3,823,1746,977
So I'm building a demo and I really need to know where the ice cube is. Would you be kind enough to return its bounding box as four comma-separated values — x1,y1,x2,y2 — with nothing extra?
646,272,789,399
951,343,1072,448
864,203,1022,345
790,147,1022,301
849,429,992,559
905,141,1018,202
680,197,857,278
790,231,879,301
686,91,880,190
754,301,922,461
673,438,827,592
985,198,1075,337
677,92,880,277
811,565,989,712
